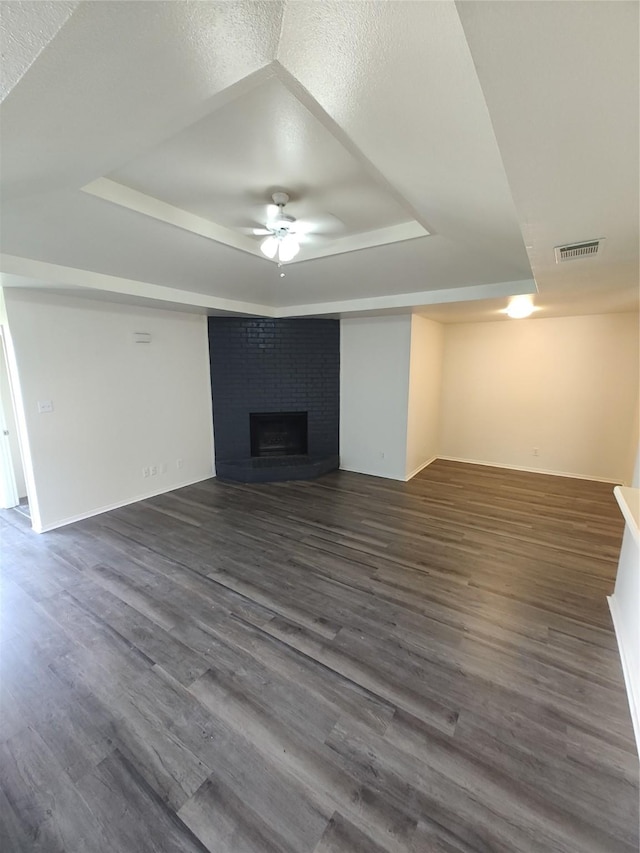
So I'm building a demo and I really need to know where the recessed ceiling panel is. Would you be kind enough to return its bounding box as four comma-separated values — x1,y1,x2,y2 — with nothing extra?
104,73,427,259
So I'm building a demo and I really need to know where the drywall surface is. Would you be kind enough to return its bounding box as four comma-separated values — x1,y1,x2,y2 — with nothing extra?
628,421,640,488
4,289,214,531
406,315,443,479
439,313,639,482
340,315,411,480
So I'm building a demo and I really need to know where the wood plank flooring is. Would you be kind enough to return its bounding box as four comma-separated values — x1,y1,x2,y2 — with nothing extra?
0,460,638,852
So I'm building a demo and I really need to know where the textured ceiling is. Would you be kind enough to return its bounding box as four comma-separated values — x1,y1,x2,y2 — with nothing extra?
0,0,637,322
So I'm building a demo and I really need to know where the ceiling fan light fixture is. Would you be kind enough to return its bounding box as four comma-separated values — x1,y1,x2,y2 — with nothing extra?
278,234,300,262
260,235,278,259
256,191,302,263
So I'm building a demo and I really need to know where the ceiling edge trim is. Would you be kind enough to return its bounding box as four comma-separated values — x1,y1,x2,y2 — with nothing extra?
0,255,276,317
0,256,535,319
80,178,428,263
276,279,537,317
82,178,264,257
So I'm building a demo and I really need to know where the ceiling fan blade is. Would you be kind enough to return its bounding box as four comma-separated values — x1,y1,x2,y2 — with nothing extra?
297,232,330,246
314,213,346,234
246,203,280,225
293,214,345,237
237,226,272,236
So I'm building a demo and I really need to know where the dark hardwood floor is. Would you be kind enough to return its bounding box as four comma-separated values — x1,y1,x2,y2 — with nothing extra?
0,460,638,853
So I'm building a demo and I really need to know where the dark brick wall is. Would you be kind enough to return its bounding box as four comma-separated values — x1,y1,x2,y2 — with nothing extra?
208,318,339,462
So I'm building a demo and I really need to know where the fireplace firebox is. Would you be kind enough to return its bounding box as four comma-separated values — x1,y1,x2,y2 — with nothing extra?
250,412,308,458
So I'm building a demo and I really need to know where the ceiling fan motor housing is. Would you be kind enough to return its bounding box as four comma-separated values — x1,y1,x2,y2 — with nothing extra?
268,192,296,233
273,214,295,234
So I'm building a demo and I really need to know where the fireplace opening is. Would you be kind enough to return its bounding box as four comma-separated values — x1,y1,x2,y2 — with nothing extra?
250,412,308,457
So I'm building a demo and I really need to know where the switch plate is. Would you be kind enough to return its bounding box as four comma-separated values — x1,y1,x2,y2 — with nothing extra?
37,400,54,413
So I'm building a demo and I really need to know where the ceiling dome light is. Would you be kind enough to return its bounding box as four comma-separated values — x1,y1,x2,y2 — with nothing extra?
506,295,535,319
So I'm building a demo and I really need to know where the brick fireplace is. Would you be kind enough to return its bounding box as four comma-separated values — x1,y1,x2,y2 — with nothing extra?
208,318,339,482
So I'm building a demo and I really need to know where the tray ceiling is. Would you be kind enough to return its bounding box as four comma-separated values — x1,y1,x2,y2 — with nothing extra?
0,1,637,321
97,72,428,263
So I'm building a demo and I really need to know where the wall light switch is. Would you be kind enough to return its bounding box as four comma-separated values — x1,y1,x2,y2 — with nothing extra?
37,400,54,413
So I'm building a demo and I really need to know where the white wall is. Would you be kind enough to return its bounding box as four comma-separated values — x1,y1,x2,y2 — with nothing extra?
406,315,443,479
340,315,411,480
4,290,214,531
439,313,639,483
627,411,640,488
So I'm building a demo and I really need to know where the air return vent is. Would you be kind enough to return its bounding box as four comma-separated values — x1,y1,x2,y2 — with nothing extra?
554,239,604,263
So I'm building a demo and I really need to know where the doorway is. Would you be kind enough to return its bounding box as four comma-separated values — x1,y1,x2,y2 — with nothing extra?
0,331,28,512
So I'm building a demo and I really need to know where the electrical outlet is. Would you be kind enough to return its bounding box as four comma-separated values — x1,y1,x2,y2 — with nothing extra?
150,465,158,476
142,466,150,478
37,400,54,413
176,458,183,470
380,451,385,459
532,447,539,457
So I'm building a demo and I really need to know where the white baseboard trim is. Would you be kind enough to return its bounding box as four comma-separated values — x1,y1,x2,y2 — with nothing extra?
436,456,622,484
405,456,437,481
339,464,405,481
608,595,640,758
33,473,216,534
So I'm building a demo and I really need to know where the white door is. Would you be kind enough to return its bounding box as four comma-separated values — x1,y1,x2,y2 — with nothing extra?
0,398,19,508
0,334,20,508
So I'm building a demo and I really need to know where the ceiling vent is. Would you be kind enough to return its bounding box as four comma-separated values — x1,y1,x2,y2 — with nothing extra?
554,239,604,263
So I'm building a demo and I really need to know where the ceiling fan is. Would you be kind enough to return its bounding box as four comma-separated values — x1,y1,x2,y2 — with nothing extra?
250,191,342,263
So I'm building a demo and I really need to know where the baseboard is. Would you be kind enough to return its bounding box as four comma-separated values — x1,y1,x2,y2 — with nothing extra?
405,456,437,481
340,456,621,486
436,456,622,484
608,595,640,758
33,473,216,533
339,464,405,481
